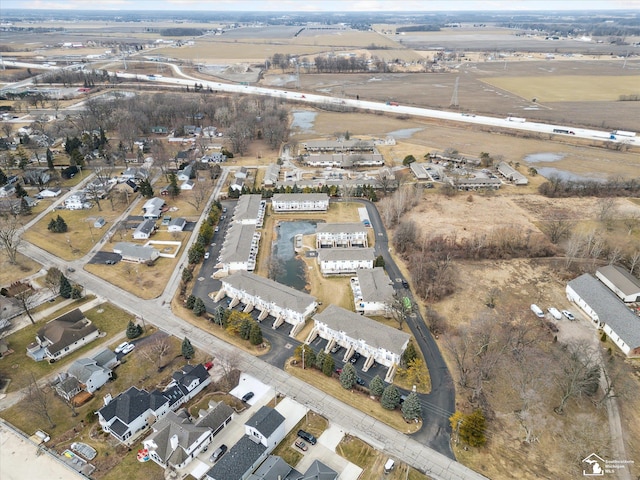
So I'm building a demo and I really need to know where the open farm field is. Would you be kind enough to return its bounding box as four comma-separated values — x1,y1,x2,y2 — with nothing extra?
482,75,640,102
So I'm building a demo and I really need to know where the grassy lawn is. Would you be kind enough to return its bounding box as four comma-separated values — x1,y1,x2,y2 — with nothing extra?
272,411,327,468
0,252,42,286
0,301,133,392
284,361,421,434
22,201,131,261
337,434,431,480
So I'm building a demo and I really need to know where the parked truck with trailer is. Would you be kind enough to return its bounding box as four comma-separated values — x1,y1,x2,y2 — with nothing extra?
553,128,575,135
610,130,636,137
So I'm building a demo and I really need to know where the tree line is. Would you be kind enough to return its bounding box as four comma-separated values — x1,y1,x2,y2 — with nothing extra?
539,176,640,198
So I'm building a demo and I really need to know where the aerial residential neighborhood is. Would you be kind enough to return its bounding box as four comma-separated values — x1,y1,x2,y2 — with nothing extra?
1,4,640,480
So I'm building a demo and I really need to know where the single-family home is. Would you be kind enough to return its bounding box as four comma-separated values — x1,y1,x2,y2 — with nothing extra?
177,164,194,181
235,167,248,179
0,185,16,197
167,217,186,232
167,364,212,408
113,242,160,263
351,267,394,316
142,197,166,220
307,304,410,381
263,163,280,187
316,222,368,248
133,219,157,240
317,248,375,275
151,126,169,134
595,265,640,303
67,357,112,393
566,274,640,357
37,187,62,198
271,193,329,212
143,402,234,470
205,406,285,480
55,375,82,402
65,192,88,210
26,309,100,362
126,179,139,192
217,272,317,337
230,177,245,192
180,179,194,190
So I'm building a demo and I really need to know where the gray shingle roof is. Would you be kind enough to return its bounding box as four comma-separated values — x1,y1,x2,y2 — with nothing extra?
317,248,375,262
299,459,338,480
98,386,169,424
220,223,257,263
146,410,209,464
223,272,317,314
245,406,284,438
272,193,329,203
206,435,267,480
37,309,97,356
316,222,367,234
134,219,156,236
568,274,640,350
596,265,640,297
247,455,292,480
356,267,394,302
68,358,104,384
172,364,209,394
313,305,410,355
113,242,159,261
234,194,263,222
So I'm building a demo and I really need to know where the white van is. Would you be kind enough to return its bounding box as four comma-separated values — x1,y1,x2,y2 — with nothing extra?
384,458,395,473
530,304,544,318
547,307,562,320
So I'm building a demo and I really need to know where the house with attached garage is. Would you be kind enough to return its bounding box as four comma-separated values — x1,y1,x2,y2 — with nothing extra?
595,265,640,303
37,187,62,198
205,406,285,480
566,274,640,357
180,179,194,190
65,192,89,210
133,219,157,240
167,217,186,232
65,356,113,394
113,242,160,263
351,267,394,316
316,222,368,248
143,401,233,470
142,197,166,220
307,304,410,382
26,308,100,362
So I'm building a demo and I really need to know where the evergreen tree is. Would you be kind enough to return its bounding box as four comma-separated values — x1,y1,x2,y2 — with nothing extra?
193,297,206,316
451,409,487,447
249,323,263,345
374,255,385,268
380,384,401,410
369,375,385,397
294,344,315,369
401,391,422,420
59,275,72,298
181,268,193,283
14,183,27,198
168,172,180,198
185,294,196,309
340,363,356,389
19,197,32,216
402,341,418,366
315,350,327,370
48,215,68,233
139,178,154,198
322,355,335,377
181,337,195,359
126,320,142,339
46,148,54,170
0,168,6,185
239,318,252,340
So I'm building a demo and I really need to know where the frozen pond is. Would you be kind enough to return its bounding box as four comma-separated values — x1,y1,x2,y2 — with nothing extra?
387,127,423,139
271,221,317,291
534,167,606,183
291,110,317,133
523,153,566,163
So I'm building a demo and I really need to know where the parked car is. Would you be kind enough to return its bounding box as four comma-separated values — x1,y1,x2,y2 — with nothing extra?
350,352,361,364
242,391,254,402
210,444,227,463
121,343,135,355
214,226,219,232
114,342,129,354
67,267,75,273
530,304,544,318
294,439,308,451
105,259,116,265
562,310,575,321
356,377,366,386
401,280,409,289
330,344,341,354
297,429,317,445
204,361,214,370
547,307,562,321
204,252,210,260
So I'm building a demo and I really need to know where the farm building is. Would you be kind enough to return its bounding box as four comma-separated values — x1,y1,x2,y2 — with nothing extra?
566,274,640,357
595,265,640,303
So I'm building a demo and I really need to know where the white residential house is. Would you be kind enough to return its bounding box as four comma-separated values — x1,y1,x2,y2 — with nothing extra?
65,192,88,210
26,309,100,362
143,402,234,470
67,357,112,393
217,272,317,337
113,242,160,263
316,222,368,248
0,185,15,198
351,267,394,316
133,219,157,240
307,304,410,382
38,187,62,198
142,197,165,220
595,265,640,303
232,195,266,226
566,274,640,357
180,179,194,190
235,167,248,179
271,193,329,212
317,248,375,275
263,164,280,187
167,217,186,232
205,406,285,480
177,164,194,181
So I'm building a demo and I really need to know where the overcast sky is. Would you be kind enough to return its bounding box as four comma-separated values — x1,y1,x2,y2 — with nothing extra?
1,0,638,11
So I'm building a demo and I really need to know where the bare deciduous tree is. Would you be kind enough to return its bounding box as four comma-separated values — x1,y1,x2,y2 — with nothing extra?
554,341,601,414
387,292,413,330
139,336,172,372
14,283,38,325
187,179,211,212
25,374,55,428
0,214,23,264
215,350,240,391
539,209,575,244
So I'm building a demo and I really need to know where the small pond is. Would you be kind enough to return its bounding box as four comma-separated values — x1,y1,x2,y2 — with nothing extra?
290,111,317,133
271,221,317,290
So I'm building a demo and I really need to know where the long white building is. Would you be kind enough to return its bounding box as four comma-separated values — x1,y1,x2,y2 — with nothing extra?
216,223,260,273
351,267,394,316
271,193,329,212
306,305,410,382
317,248,375,275
316,222,368,248
217,272,318,336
